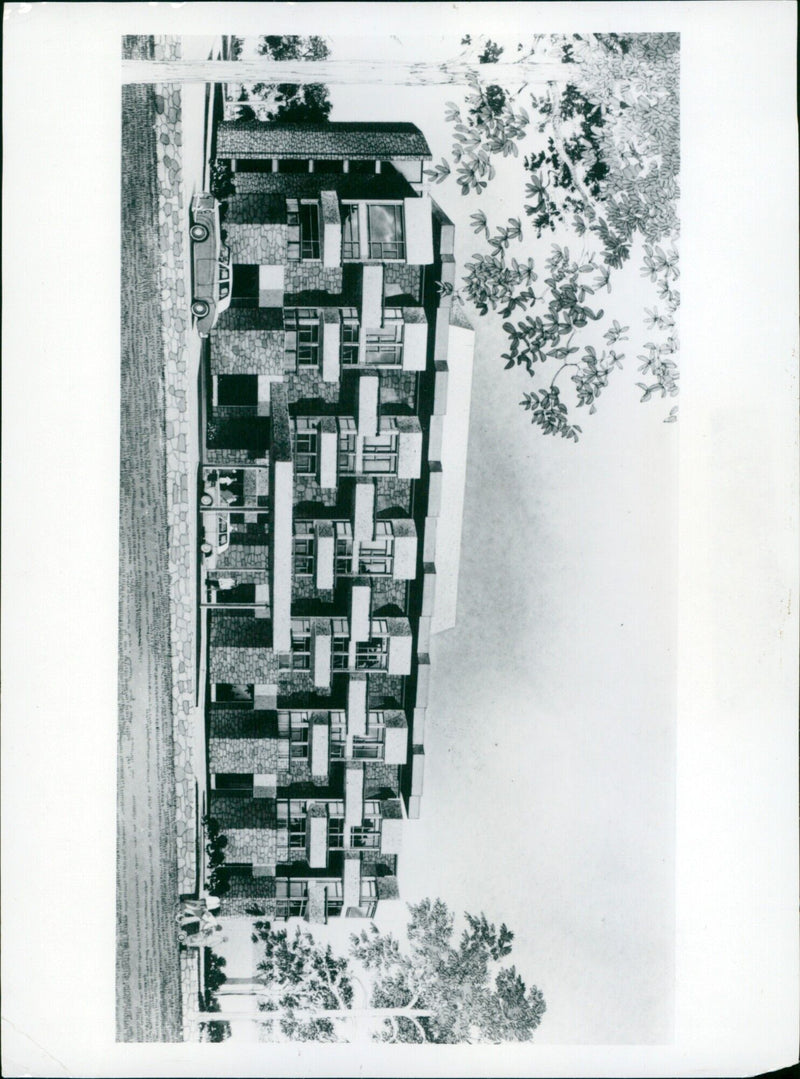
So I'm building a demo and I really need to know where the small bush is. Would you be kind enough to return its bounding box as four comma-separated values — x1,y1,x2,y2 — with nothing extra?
210,160,235,200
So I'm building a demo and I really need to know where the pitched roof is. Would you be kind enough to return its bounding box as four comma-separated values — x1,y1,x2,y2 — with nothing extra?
217,121,432,160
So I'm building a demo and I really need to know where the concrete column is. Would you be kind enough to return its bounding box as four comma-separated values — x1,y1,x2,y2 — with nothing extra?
315,521,335,590
317,416,338,490
352,479,375,543
357,376,380,439
344,763,365,832
321,308,341,383
350,580,372,643
270,385,293,654
347,674,368,737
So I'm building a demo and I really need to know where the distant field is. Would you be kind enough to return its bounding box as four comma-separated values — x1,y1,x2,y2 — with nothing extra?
117,82,183,1042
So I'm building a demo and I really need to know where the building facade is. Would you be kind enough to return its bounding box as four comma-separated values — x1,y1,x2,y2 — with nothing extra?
202,121,472,922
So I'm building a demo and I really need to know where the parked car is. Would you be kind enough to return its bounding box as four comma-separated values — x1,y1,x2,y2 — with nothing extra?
190,193,232,336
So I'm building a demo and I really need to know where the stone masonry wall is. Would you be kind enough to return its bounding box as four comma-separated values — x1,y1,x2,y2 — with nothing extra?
383,263,422,300
375,477,413,514
379,371,418,410
209,794,278,865
210,567,270,586
206,447,267,466
218,877,277,919
371,578,408,612
211,329,286,377
209,646,278,684
215,541,270,572
367,674,406,708
209,711,280,774
292,576,334,603
285,264,343,294
209,613,278,682
285,372,342,407
364,763,401,798
293,475,339,508
227,222,286,264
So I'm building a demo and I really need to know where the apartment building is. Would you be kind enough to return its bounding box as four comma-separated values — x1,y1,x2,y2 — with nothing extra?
201,120,473,922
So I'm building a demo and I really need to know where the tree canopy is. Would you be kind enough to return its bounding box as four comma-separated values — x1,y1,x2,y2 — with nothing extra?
352,899,546,1043
232,35,332,123
252,919,354,1042
249,900,545,1043
429,32,680,439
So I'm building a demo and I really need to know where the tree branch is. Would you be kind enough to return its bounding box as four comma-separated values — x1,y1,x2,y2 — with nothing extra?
121,57,568,87
545,83,597,216
550,361,579,388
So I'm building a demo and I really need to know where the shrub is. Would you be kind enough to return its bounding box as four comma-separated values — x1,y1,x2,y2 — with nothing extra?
210,160,235,200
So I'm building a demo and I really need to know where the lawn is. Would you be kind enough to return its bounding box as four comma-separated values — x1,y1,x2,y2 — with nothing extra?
117,80,183,1042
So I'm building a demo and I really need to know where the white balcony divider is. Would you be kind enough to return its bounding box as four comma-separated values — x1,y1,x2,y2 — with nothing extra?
403,196,434,265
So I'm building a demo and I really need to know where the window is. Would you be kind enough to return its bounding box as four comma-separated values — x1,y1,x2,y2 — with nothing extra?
360,877,378,917
278,799,308,850
325,879,344,917
330,618,349,670
332,634,350,670
334,522,353,577
278,711,310,763
293,522,315,576
365,315,403,366
340,310,360,366
287,620,312,671
353,714,386,759
213,683,254,706
294,419,318,476
231,264,259,308
314,159,344,174
348,160,377,176
350,818,381,849
328,817,345,850
235,158,273,174
285,309,320,367
278,159,311,174
217,374,259,407
279,620,311,671
329,712,347,758
337,419,357,475
368,204,405,260
287,200,320,260
362,433,398,475
358,524,394,575
355,636,389,671
341,204,361,259
213,773,254,792
355,623,389,670
275,879,308,919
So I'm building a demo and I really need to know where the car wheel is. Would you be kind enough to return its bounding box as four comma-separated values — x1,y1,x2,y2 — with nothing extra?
192,300,210,318
190,222,209,242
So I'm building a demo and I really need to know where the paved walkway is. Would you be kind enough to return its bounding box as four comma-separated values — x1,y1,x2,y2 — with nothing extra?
153,78,200,900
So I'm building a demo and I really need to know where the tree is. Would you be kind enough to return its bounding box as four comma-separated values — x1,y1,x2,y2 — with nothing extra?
200,948,232,1042
242,35,332,123
187,902,545,1042
428,33,680,438
252,921,355,1042
351,900,546,1043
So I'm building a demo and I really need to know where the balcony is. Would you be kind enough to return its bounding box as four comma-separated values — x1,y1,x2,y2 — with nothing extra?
340,197,433,266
